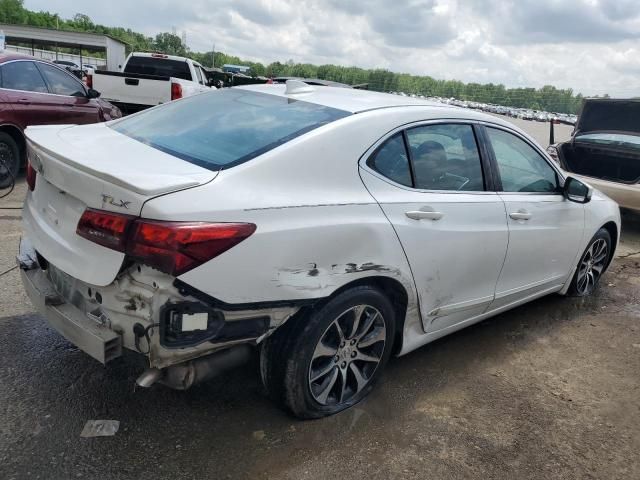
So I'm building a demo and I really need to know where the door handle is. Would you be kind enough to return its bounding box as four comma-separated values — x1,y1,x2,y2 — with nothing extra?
509,210,532,221
17,98,31,104
405,210,444,221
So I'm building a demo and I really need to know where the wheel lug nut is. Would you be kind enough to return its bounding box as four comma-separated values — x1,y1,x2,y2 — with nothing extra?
351,351,357,358
340,342,345,348
350,339,356,345
341,361,347,368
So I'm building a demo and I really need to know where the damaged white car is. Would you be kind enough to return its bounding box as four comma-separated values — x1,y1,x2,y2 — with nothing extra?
19,82,620,418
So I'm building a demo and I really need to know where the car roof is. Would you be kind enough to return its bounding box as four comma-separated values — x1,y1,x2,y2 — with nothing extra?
130,52,191,62
271,77,353,88
236,83,449,114
233,83,537,142
0,52,40,63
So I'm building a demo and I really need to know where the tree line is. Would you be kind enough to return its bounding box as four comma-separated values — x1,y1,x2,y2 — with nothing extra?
1,0,597,113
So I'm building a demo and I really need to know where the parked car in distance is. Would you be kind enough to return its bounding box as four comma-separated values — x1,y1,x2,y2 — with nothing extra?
18,83,620,418
547,98,640,211
0,53,122,187
52,59,83,79
88,52,212,115
82,64,98,75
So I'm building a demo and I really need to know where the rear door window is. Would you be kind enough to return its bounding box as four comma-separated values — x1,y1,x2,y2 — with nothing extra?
406,124,485,191
110,89,350,169
366,133,412,187
1,61,48,93
124,56,191,80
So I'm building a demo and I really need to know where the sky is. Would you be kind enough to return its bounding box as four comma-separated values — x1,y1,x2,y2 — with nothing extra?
24,0,640,96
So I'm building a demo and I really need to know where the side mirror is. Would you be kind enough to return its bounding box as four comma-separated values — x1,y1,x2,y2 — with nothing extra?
563,176,592,204
87,88,101,99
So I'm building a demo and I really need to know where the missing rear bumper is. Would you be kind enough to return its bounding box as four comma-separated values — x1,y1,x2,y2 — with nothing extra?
20,266,122,364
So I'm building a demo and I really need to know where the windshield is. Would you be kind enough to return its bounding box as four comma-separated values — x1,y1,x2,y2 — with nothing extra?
576,133,640,150
110,89,350,170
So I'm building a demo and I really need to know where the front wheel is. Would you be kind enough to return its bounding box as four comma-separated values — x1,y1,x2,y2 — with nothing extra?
261,286,396,419
569,228,612,296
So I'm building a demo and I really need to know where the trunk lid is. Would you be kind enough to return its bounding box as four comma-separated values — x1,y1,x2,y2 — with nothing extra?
23,123,217,286
575,98,640,136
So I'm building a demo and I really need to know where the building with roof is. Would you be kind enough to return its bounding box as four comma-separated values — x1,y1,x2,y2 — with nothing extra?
0,24,126,70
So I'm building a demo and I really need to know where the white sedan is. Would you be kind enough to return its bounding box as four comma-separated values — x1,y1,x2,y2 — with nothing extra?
18,81,620,418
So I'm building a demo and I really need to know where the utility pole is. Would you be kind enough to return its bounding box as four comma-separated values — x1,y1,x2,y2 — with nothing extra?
212,43,215,68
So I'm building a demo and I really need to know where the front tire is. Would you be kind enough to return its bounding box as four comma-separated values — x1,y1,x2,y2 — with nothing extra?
569,228,612,296
0,132,20,189
261,286,396,419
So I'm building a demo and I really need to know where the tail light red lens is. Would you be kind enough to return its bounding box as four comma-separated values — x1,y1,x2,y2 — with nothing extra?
76,209,256,276
86,74,92,89
26,161,37,191
127,221,256,276
76,209,135,251
171,82,183,100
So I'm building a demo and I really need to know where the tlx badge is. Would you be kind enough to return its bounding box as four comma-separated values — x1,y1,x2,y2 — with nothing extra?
101,194,131,209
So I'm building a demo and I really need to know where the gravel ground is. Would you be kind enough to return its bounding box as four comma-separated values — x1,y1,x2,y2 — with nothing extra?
0,119,638,479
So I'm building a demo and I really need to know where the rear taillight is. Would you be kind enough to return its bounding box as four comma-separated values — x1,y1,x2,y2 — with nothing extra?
76,209,256,276
171,82,182,100
26,161,37,191
86,74,92,89
127,221,256,276
77,209,135,251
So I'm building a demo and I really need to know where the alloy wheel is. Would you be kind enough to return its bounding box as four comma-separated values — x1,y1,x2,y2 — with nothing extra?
308,304,386,406
576,238,608,295
0,142,13,177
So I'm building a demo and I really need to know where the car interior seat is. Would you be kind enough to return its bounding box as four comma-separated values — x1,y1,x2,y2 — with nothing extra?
413,141,448,189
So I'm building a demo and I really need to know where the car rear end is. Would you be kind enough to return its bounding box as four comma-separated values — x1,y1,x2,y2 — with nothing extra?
548,98,640,211
18,122,235,366
17,88,354,386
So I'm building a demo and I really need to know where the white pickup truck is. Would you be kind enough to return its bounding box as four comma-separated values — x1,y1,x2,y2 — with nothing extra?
87,52,212,115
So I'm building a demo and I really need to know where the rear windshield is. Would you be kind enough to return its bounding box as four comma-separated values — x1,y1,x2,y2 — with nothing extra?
124,56,191,80
110,89,350,170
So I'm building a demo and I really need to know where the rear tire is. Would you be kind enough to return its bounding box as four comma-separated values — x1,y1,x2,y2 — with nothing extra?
568,228,612,296
261,286,396,419
0,132,20,189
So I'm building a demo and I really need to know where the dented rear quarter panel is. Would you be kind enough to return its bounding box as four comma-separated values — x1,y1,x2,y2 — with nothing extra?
140,107,524,352
140,108,434,343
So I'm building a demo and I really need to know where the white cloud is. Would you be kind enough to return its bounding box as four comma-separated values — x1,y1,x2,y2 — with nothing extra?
23,0,640,96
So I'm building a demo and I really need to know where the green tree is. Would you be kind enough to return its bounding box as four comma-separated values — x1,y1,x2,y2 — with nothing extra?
0,0,27,24
153,32,187,56
71,13,93,30
0,0,597,114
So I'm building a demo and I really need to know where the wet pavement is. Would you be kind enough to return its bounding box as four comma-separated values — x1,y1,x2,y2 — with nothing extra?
1,169,640,479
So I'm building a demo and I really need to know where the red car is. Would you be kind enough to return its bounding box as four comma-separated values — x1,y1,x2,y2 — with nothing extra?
0,53,121,188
